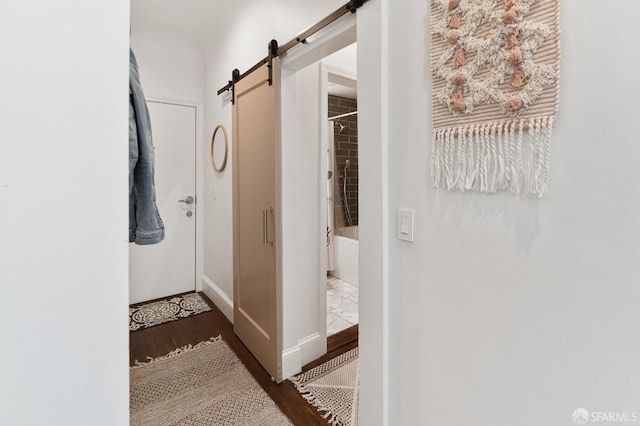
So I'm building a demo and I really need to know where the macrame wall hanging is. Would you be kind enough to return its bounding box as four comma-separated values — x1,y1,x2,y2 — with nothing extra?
430,0,560,197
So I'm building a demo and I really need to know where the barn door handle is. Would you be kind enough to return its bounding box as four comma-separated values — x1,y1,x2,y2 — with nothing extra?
263,207,274,246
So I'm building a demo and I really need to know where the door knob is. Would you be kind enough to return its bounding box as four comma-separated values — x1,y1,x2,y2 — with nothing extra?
178,195,195,205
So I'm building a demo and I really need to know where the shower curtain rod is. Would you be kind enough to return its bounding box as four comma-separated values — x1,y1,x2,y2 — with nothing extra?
329,111,358,120
217,0,368,99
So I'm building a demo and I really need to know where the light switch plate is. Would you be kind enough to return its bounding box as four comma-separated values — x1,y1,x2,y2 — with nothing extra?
397,209,415,242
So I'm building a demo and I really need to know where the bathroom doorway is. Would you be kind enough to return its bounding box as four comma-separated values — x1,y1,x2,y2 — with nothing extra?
278,10,359,371
323,49,359,337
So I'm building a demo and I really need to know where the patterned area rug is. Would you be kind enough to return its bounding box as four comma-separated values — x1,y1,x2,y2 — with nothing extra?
130,337,292,425
129,292,211,331
289,348,359,426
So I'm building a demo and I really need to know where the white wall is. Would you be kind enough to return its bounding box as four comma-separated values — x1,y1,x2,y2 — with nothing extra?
129,23,204,104
280,62,330,375
382,1,640,425
356,1,388,424
0,1,130,425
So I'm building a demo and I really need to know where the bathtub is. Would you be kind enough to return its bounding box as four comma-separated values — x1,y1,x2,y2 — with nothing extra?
330,226,359,286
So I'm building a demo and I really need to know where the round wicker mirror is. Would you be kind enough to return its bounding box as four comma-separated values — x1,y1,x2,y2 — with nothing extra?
210,125,228,172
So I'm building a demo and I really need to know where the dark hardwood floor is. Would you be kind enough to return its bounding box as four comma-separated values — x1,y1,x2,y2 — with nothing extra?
130,292,358,425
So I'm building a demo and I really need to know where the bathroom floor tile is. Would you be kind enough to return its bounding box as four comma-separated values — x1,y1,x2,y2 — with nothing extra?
327,292,347,312
340,301,359,325
326,275,359,336
327,313,352,336
339,283,358,303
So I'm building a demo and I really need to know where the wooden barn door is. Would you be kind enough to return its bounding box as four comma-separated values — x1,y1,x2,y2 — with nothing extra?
232,60,282,382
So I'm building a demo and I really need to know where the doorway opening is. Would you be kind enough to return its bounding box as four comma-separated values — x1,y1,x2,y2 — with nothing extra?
323,50,359,338
279,10,359,377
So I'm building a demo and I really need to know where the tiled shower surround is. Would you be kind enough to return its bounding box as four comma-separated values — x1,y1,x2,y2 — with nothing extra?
328,95,359,336
329,95,358,228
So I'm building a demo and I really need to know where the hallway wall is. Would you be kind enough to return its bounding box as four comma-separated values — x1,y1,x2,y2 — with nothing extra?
129,22,204,104
382,1,640,424
0,1,130,424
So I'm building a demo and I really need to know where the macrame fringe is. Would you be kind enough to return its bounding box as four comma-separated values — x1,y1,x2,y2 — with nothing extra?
288,348,359,426
293,390,344,426
431,116,554,197
132,335,222,367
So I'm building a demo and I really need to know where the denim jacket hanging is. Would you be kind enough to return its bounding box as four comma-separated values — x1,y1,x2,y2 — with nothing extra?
129,48,164,244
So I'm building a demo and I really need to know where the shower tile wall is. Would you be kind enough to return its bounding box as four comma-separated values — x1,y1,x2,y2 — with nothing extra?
327,276,358,336
329,95,358,227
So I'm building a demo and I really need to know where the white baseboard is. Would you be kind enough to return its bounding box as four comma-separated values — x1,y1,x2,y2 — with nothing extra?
201,276,326,381
282,332,325,379
201,276,233,323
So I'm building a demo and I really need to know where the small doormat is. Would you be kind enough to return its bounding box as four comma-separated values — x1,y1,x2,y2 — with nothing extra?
289,348,359,426
129,292,211,331
130,337,292,425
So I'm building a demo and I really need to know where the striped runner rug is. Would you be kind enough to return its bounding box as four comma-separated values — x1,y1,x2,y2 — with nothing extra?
130,337,292,425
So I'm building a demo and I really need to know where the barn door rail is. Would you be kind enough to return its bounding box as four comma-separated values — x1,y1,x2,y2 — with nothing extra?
217,0,368,104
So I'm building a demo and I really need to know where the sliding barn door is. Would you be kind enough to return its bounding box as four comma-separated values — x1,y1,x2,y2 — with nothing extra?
232,61,282,382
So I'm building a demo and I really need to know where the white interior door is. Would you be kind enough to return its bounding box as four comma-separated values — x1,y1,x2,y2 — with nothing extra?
129,101,197,304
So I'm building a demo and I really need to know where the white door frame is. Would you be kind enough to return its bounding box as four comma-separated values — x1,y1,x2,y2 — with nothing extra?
278,12,356,378
279,3,387,423
144,97,204,296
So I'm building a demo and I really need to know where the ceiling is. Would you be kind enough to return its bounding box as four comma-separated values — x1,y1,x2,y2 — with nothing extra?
130,0,356,96
131,0,348,50
325,44,357,99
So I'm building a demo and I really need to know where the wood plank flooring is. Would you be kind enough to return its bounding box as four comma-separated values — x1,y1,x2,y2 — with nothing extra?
129,292,358,425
